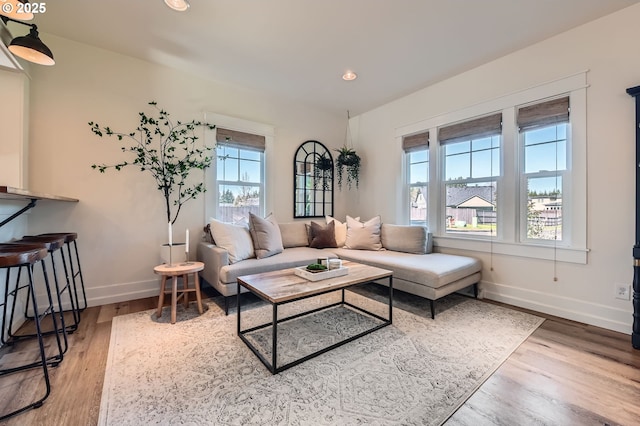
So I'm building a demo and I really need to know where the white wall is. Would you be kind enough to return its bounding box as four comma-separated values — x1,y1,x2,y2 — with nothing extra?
25,35,346,306
349,4,640,334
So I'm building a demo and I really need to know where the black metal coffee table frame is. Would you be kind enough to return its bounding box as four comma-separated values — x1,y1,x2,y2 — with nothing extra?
237,275,393,375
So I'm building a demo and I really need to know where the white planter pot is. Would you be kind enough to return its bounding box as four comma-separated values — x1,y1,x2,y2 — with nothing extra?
160,243,187,265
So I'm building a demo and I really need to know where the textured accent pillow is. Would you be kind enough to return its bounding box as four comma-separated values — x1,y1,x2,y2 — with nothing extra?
309,221,338,249
325,216,358,247
209,219,255,263
381,224,428,254
249,213,284,259
279,222,309,248
345,215,382,250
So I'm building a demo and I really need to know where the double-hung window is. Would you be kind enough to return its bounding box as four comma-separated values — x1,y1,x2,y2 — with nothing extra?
404,131,429,226
214,128,265,223
518,96,569,243
440,113,501,237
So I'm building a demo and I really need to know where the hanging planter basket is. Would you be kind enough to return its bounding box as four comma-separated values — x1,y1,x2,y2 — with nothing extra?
314,154,333,190
335,147,360,190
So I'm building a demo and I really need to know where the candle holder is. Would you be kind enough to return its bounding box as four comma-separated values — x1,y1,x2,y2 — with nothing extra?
181,249,194,266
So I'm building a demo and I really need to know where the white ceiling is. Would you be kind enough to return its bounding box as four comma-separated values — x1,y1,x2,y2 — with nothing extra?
22,0,640,116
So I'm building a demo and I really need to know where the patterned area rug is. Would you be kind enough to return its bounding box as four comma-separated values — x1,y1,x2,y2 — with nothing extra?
99,290,543,425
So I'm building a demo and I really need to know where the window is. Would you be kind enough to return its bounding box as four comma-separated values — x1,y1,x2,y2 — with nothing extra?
214,128,265,223
440,114,501,237
518,96,569,243
404,132,429,226
396,73,587,263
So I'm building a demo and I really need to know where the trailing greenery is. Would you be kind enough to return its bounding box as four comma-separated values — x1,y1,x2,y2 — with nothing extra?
335,146,361,190
89,101,216,225
314,153,333,190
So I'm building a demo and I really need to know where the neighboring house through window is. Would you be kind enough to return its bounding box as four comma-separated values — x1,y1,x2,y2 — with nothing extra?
440,113,501,237
404,131,429,226
518,96,569,243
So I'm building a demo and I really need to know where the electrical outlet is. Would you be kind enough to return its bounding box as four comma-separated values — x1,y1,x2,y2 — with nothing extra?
615,283,630,300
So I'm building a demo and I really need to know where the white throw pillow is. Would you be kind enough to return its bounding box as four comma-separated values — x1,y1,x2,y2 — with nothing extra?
345,215,382,250
249,213,284,259
209,219,255,263
325,216,358,247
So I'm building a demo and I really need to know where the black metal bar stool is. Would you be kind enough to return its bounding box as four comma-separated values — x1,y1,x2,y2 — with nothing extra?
0,245,61,420
13,235,79,342
38,233,87,313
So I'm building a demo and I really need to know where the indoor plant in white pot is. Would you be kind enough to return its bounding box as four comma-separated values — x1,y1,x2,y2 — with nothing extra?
89,101,215,263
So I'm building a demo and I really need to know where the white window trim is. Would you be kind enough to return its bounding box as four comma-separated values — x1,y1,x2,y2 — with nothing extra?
395,71,589,264
203,112,275,222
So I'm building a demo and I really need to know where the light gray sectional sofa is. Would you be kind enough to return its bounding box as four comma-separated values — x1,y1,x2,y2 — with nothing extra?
197,215,481,319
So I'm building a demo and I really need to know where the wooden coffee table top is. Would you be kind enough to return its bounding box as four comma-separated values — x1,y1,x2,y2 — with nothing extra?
237,260,392,304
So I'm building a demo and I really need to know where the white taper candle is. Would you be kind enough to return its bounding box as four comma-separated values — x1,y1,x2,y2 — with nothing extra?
185,229,190,253
168,222,173,246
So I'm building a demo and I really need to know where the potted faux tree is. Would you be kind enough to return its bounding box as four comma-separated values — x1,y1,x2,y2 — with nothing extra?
89,101,215,262
335,146,361,190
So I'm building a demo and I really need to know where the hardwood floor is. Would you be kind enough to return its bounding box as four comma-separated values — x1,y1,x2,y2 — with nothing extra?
1,289,640,425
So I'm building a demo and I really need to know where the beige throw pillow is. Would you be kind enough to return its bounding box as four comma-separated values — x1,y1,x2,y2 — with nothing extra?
279,222,309,248
209,219,255,263
345,215,382,250
325,216,358,247
249,213,284,259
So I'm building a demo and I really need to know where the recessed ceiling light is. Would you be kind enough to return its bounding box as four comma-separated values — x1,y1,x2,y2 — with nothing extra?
342,71,357,81
164,0,190,12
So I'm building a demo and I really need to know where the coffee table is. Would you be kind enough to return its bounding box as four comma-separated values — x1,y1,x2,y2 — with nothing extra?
236,260,393,374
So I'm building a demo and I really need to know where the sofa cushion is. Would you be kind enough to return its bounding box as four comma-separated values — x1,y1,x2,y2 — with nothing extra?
345,215,382,250
219,247,339,284
209,219,254,264
249,213,284,259
381,224,429,254
279,222,309,248
309,220,338,249
333,249,481,289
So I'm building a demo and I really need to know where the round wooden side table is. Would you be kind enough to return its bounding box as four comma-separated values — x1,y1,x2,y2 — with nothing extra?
153,261,205,324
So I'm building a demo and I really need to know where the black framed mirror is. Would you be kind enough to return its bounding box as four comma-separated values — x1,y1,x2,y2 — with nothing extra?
294,140,334,218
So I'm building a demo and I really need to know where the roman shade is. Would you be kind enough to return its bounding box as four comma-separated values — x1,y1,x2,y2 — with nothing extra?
438,113,502,145
517,96,570,131
216,128,265,151
402,131,429,152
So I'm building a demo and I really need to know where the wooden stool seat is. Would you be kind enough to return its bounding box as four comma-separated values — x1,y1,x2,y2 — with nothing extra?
37,232,78,243
153,261,205,324
0,246,48,267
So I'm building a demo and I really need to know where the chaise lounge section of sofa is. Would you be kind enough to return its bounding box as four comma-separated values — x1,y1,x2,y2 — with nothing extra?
197,216,481,319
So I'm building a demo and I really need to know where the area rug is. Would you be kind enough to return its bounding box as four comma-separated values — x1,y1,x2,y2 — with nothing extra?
98,291,543,426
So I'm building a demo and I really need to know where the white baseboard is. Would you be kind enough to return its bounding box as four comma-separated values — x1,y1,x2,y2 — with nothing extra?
480,280,632,335
87,279,161,307
35,278,161,310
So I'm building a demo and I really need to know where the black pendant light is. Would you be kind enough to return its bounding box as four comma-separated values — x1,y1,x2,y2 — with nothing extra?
1,16,54,66
8,24,54,65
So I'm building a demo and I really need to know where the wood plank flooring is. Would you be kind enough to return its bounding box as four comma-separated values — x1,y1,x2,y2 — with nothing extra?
1,289,639,425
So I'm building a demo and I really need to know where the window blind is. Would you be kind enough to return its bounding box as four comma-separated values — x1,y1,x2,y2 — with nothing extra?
402,131,429,152
517,96,570,131
216,128,265,151
438,113,502,145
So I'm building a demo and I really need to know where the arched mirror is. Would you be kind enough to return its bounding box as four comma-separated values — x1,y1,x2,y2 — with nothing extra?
294,140,334,218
